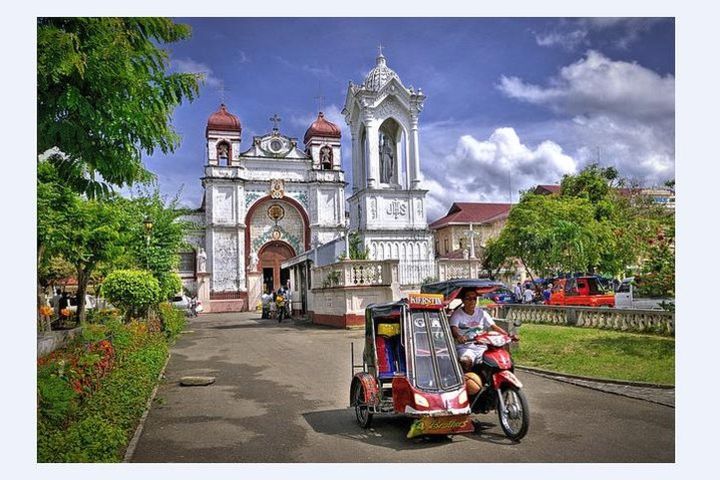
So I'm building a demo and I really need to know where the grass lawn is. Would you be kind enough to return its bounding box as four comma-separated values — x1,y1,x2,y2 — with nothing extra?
512,323,675,385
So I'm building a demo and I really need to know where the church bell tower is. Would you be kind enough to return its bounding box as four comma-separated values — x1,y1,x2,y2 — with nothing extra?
342,49,434,284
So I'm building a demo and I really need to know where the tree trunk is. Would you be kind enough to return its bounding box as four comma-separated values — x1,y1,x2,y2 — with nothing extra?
37,243,49,331
76,265,91,325
520,257,535,283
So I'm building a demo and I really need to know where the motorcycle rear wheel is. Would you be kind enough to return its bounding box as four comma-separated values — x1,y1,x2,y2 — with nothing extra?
497,386,529,441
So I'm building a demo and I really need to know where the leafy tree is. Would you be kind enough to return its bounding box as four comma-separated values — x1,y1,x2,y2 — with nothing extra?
485,193,604,279
112,189,190,299
37,18,201,197
101,270,161,321
348,232,369,260
487,164,675,287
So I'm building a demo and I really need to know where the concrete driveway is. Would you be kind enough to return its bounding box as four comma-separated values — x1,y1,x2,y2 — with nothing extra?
129,312,674,463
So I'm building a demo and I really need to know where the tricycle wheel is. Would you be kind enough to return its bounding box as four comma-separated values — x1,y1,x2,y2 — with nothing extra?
352,382,373,428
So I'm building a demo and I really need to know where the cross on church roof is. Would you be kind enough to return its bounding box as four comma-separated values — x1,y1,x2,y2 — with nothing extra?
377,42,384,56
270,113,282,131
314,94,325,114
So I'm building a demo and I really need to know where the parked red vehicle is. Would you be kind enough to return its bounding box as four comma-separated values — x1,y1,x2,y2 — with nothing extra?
547,276,615,307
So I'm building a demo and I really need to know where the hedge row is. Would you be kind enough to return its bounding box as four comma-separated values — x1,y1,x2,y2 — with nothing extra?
37,304,186,462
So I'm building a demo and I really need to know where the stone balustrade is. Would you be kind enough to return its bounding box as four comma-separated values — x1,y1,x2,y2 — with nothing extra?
490,304,674,336
311,260,399,289
436,259,484,281
309,260,401,328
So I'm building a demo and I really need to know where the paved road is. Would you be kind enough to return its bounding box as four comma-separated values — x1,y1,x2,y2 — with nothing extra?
130,312,674,463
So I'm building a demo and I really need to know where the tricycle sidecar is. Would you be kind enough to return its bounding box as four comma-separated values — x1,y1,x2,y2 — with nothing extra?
349,294,474,438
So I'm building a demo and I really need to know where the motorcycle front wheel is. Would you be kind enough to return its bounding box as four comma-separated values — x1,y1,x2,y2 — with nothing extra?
497,386,529,441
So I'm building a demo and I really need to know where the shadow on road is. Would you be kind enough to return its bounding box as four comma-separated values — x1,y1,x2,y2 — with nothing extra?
302,409,514,450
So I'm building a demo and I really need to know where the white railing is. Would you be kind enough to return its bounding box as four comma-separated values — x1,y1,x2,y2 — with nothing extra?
398,259,436,287
311,260,399,289
436,259,484,281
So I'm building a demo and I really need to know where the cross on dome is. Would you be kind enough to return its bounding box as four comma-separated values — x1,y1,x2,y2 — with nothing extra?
269,113,282,131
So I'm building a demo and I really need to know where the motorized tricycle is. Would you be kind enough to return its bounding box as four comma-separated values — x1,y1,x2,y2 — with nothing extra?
350,293,475,439
421,278,530,440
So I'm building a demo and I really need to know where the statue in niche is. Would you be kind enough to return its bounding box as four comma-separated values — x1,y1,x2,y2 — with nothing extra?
320,145,333,168
248,250,259,272
197,248,207,273
380,135,395,184
217,143,229,161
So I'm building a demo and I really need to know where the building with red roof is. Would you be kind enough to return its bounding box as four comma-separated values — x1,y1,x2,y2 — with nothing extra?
429,202,513,258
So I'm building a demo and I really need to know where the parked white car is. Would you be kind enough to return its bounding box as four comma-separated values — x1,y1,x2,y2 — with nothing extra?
67,294,96,313
171,294,191,310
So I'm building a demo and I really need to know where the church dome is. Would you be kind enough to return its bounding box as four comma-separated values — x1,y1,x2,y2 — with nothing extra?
363,53,399,91
303,112,341,144
206,103,241,134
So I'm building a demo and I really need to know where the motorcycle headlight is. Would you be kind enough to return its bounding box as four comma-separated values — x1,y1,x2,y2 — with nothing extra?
414,393,429,407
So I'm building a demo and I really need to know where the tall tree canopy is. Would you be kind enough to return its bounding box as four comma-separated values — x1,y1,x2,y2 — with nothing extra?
37,17,201,196
485,164,674,280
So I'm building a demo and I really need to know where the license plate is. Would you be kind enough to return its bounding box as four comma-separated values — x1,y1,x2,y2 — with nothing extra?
406,415,474,438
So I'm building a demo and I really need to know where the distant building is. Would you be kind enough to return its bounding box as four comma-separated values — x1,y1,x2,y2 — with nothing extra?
533,184,675,210
429,202,513,258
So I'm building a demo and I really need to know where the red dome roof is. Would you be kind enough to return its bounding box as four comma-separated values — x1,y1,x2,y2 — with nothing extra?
206,103,241,134
303,112,341,144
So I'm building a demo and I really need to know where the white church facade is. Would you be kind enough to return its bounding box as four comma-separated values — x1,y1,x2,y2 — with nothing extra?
184,105,346,312
185,50,439,314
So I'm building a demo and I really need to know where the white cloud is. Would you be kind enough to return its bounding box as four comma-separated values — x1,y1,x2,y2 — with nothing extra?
534,30,588,50
498,50,674,120
535,18,666,51
171,58,223,89
421,127,578,221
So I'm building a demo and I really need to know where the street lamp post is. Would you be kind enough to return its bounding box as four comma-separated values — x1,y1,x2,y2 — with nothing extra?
143,217,154,269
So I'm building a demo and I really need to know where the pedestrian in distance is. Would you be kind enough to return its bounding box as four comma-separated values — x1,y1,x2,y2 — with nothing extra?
523,284,535,304
542,283,552,304
513,282,522,303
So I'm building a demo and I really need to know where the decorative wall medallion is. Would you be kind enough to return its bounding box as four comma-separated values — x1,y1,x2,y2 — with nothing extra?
270,139,283,152
267,204,285,222
271,228,282,241
270,179,285,198
386,199,407,219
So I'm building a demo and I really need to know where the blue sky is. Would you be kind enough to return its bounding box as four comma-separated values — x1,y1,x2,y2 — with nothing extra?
145,17,675,220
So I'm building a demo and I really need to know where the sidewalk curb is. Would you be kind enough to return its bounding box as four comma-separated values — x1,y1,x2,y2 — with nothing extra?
516,365,674,389
122,351,172,463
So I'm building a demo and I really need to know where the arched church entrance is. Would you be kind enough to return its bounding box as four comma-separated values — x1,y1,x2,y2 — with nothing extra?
258,241,295,293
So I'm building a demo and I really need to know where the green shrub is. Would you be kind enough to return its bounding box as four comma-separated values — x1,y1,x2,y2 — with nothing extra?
158,302,186,340
37,370,79,427
157,271,182,301
102,269,161,321
37,322,169,462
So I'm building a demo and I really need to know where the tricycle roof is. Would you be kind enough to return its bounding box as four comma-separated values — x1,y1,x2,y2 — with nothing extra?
420,278,505,298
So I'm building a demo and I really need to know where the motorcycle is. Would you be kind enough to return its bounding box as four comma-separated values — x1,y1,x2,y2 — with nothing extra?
274,295,286,323
465,330,529,440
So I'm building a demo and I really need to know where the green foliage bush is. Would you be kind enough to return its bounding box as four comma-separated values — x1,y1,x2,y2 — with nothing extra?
38,320,169,462
102,269,161,321
157,271,182,300
37,368,79,427
158,302,186,340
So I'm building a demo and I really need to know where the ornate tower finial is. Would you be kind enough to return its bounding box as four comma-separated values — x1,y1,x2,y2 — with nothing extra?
377,42,384,57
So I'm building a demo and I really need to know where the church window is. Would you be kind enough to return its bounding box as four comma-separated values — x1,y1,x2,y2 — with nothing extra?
459,238,466,250
179,251,196,274
443,238,449,254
